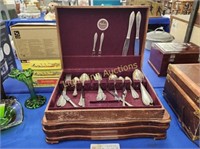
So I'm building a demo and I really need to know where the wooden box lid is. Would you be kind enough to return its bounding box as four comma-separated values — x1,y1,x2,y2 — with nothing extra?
55,6,149,72
167,63,200,106
152,42,200,54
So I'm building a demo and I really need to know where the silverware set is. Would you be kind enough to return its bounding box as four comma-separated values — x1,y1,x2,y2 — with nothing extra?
56,69,154,108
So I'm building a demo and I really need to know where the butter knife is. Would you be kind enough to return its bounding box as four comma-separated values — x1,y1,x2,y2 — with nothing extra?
98,32,104,56
135,11,141,56
122,11,135,56
92,32,98,56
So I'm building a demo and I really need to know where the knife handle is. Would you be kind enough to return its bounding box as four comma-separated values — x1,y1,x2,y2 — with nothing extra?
98,32,104,56
136,11,141,39
92,32,98,55
126,11,135,39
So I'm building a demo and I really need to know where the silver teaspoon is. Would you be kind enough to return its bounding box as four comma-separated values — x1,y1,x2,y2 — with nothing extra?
125,76,139,99
79,73,90,107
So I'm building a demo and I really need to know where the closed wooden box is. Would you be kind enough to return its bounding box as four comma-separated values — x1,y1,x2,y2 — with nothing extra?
163,63,200,140
148,42,200,76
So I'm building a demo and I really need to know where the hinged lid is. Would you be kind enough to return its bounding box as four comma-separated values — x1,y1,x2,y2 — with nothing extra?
153,42,200,54
168,63,200,106
55,6,149,72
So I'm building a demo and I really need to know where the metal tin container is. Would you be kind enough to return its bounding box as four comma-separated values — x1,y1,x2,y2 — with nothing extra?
145,27,174,50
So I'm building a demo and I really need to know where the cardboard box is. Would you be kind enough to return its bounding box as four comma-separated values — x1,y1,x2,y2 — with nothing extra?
32,69,62,78
10,23,60,60
32,77,58,87
21,59,61,70
148,42,200,76
43,6,170,143
0,20,17,81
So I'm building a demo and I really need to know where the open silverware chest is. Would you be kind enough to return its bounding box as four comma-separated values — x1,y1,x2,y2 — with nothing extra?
42,6,171,144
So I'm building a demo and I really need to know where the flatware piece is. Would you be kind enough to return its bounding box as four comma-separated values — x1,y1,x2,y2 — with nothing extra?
122,11,135,56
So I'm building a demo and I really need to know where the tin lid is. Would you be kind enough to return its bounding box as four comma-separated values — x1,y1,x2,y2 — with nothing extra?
146,27,174,42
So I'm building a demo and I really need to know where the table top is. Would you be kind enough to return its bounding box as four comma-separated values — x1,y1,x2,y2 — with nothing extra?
5,15,170,34
1,50,199,148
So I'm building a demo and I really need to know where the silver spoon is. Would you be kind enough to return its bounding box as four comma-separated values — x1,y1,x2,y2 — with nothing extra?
132,69,153,106
79,73,90,107
125,76,139,99
94,73,106,101
72,77,79,97
118,76,127,106
109,74,118,100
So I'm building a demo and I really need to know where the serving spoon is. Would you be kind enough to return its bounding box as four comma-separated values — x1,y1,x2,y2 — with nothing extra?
132,69,153,106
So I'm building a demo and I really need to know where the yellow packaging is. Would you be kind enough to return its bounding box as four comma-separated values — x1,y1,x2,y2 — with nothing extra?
32,69,62,78
21,59,61,70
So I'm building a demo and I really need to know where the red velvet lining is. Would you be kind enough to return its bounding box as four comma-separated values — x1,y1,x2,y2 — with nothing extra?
56,7,148,59
48,7,162,110
48,72,162,109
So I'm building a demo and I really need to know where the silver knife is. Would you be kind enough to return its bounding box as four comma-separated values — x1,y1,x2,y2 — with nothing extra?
92,32,98,56
98,32,104,56
135,11,141,56
122,11,135,56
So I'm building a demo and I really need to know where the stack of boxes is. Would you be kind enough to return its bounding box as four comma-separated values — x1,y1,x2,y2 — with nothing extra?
10,23,61,87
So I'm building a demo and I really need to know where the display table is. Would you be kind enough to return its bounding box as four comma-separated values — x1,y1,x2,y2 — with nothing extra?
5,15,55,34
1,50,198,148
5,16,170,34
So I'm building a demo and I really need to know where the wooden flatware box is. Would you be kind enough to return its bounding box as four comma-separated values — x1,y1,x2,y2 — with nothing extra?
43,6,170,143
148,42,200,76
163,64,200,140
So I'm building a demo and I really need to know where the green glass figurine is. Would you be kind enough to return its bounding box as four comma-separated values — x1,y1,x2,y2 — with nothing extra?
9,68,46,109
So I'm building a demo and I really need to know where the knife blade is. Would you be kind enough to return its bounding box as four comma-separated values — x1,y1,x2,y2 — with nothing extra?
135,11,141,56
122,11,135,56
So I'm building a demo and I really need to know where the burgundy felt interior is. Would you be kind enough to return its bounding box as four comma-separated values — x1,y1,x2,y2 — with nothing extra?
56,7,148,69
48,6,163,110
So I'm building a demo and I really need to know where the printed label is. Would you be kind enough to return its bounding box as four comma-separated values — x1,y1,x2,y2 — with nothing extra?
97,18,109,31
